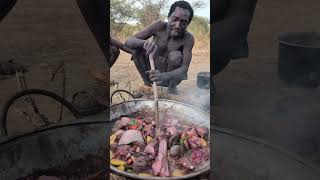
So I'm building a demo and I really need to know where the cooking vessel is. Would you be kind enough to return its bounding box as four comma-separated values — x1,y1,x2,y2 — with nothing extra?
0,116,108,179
278,32,320,87
110,99,210,180
197,71,210,89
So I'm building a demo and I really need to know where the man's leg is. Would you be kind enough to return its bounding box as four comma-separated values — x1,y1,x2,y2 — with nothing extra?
166,51,184,94
110,46,120,68
132,50,152,86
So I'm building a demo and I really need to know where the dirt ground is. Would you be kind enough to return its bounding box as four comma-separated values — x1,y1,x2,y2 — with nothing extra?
213,0,320,165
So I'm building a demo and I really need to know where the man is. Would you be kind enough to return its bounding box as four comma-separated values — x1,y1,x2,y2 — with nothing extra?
125,0,195,94
212,0,257,94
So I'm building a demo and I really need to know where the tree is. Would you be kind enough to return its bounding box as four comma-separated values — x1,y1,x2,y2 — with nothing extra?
110,0,136,34
136,0,168,26
188,15,209,35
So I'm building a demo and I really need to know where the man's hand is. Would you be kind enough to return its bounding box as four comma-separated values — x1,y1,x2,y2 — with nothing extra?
143,41,157,56
146,70,168,85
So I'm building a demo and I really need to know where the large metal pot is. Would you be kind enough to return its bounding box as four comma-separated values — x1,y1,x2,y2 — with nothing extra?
278,32,320,87
212,127,320,180
0,115,108,179
110,99,210,180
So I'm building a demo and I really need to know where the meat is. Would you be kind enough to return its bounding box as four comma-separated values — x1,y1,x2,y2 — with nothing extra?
144,139,158,158
190,148,210,166
186,128,197,137
133,155,151,173
176,156,194,170
188,136,205,149
196,127,208,138
160,157,170,177
143,123,154,137
115,145,132,160
116,117,131,129
118,130,144,145
166,127,178,136
152,137,168,176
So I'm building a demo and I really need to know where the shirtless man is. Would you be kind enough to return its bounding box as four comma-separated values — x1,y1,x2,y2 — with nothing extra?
125,1,194,94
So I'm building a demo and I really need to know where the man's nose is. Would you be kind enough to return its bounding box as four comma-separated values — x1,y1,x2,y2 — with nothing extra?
174,21,181,28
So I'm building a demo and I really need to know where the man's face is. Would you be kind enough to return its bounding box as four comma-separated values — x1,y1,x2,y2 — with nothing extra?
168,7,190,38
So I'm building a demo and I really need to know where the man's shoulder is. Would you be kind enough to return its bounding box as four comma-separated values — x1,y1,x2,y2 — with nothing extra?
183,31,195,43
152,20,167,29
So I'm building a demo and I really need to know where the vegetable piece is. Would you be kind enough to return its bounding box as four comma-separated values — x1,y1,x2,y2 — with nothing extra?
111,159,126,166
127,157,133,165
110,134,117,144
138,173,154,177
146,136,153,143
117,165,125,171
110,150,114,159
172,169,185,177
128,125,139,130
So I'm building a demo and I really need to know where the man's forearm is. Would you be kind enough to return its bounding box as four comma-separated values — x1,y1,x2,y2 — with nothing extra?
164,66,188,80
125,37,145,49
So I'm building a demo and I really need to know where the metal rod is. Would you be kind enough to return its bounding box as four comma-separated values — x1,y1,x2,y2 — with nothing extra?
149,52,160,136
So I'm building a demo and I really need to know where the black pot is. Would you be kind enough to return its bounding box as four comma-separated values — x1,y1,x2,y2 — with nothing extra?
197,71,210,89
278,32,320,87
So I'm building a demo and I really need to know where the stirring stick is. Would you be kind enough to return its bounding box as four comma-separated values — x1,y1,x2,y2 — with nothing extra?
149,51,160,136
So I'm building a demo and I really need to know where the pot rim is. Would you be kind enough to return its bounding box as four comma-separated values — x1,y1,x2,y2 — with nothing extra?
277,32,320,49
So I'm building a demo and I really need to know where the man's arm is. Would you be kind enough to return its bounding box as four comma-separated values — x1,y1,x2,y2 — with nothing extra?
165,34,194,80
125,21,162,49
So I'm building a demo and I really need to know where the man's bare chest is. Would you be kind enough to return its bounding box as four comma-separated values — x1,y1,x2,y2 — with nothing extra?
154,34,184,54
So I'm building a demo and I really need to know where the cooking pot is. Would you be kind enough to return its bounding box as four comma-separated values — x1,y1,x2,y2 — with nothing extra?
278,32,320,87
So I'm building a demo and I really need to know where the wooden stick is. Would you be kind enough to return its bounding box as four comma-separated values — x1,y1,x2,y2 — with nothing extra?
149,52,160,136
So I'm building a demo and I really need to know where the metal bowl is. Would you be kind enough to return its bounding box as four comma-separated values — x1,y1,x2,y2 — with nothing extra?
110,99,210,180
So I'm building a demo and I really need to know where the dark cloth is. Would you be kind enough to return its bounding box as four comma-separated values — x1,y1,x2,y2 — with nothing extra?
212,0,257,75
0,0,17,22
76,0,108,64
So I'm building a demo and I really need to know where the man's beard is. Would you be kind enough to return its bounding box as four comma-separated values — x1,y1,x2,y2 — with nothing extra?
170,29,184,38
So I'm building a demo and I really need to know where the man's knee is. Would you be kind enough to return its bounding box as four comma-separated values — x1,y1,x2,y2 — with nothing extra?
168,51,182,66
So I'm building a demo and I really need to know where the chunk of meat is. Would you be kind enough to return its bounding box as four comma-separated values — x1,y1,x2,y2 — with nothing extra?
118,130,144,145
188,136,205,149
166,127,178,136
115,145,132,160
143,123,154,137
133,155,151,173
196,127,208,138
152,137,168,175
144,139,158,158
190,148,210,166
160,157,170,177
116,117,131,129
177,156,194,170
186,128,197,137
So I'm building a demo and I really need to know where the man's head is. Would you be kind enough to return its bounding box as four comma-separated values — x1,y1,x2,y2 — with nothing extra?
167,1,193,38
